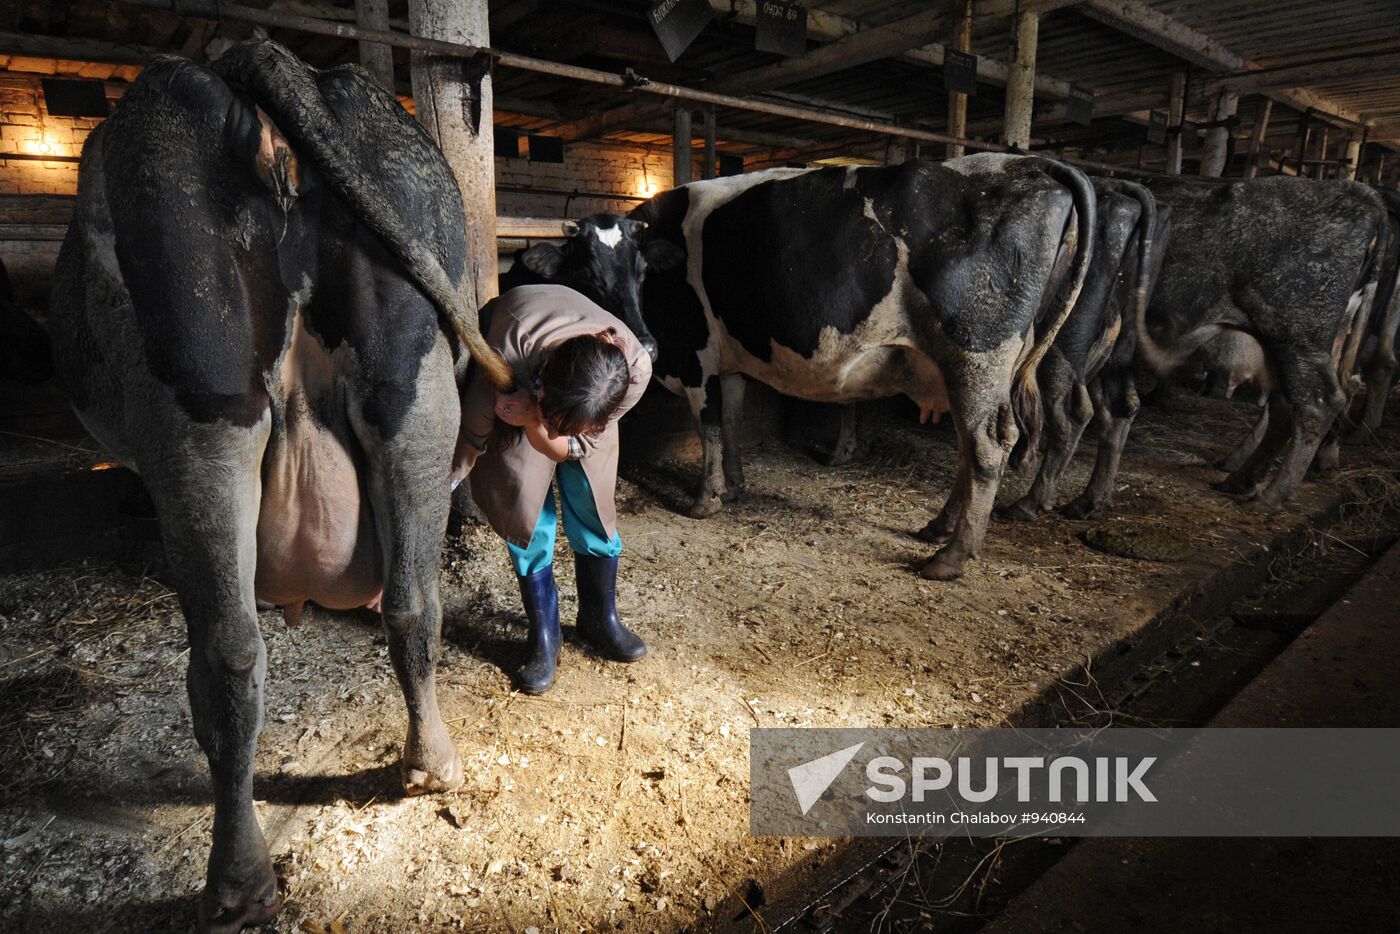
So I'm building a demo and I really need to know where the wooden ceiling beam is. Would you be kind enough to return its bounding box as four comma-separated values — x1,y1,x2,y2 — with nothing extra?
550,1,1086,143
1203,51,1400,96
0,30,153,66
1079,0,1377,132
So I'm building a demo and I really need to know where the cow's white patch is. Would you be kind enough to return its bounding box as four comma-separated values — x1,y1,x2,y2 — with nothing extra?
942,152,1019,177
593,225,623,249
679,166,957,418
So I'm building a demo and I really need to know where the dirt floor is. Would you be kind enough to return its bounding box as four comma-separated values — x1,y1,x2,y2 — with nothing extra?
1,391,1395,933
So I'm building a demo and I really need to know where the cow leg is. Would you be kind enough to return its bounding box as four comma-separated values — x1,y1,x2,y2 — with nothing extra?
1001,354,1088,521
1360,356,1394,432
686,380,726,518
1215,394,1292,496
1061,372,1139,520
921,393,1018,581
1216,398,1269,473
143,416,281,933
1250,359,1345,510
916,428,966,545
719,373,746,501
351,345,462,796
1309,425,1342,479
813,404,866,467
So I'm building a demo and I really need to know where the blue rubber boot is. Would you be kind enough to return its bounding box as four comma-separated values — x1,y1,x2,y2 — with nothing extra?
516,565,561,694
574,554,647,662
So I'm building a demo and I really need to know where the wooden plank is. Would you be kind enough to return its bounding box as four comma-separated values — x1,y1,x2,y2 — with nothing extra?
946,0,973,159
1003,10,1039,150
1080,0,1374,131
356,0,395,90
1165,71,1185,175
408,0,499,305
1204,51,1400,96
1245,98,1273,178
1199,88,1238,176
550,0,1083,144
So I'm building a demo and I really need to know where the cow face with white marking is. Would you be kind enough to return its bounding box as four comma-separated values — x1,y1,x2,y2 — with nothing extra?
513,213,682,361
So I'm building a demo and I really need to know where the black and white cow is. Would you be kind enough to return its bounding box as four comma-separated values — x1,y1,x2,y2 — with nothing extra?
498,213,680,360
999,178,1171,521
48,41,511,932
1139,175,1389,508
623,154,1095,580
1358,187,1400,431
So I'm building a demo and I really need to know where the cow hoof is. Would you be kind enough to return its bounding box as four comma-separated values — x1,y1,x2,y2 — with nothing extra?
720,484,745,504
402,747,464,797
1212,476,1255,496
1242,494,1282,514
996,499,1044,522
808,442,856,467
687,497,723,519
199,872,283,934
918,555,964,581
915,521,950,545
1058,498,1103,521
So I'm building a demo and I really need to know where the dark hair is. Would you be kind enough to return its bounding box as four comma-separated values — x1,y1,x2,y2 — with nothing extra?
537,332,631,438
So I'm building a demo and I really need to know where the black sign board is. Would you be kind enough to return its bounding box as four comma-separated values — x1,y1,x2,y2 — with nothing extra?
527,134,564,164
944,50,978,95
41,79,108,118
1067,85,1094,126
494,128,522,159
1147,110,1167,145
649,0,714,63
719,153,744,177
756,1,807,57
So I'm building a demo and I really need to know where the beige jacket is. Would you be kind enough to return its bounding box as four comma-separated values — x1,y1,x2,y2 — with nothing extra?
456,285,652,548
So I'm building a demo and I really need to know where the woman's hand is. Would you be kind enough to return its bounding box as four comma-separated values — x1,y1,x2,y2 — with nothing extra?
494,389,536,427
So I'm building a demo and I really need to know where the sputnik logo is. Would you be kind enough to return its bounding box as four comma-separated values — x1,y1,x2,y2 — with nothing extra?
787,742,865,815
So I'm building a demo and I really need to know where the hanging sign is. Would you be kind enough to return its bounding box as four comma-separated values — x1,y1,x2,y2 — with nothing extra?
1067,85,1094,126
1147,110,1167,145
649,0,715,63
944,50,978,95
41,79,109,118
756,1,807,57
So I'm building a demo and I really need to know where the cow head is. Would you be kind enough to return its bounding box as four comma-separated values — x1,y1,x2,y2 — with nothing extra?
515,214,682,361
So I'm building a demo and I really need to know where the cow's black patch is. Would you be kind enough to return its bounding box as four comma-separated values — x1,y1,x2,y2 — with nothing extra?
699,167,897,363
102,58,288,427
632,188,710,387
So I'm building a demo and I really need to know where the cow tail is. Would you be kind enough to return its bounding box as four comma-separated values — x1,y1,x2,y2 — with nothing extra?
214,40,514,390
1377,194,1400,373
1340,198,1389,398
1010,159,1096,473
1111,180,1161,354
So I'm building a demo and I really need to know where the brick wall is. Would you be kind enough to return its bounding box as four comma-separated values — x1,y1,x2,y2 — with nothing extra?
0,75,111,196
0,72,674,217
